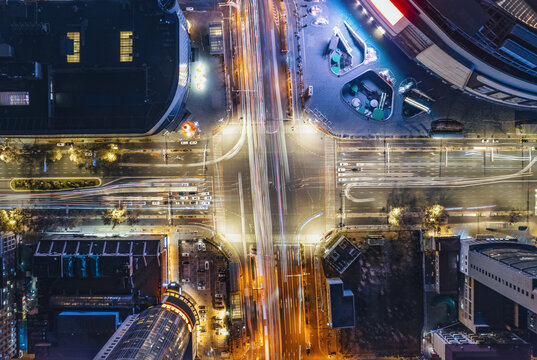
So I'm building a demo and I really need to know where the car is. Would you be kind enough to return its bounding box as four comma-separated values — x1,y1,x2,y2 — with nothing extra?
205,261,209,270
186,6,194,11
201,192,210,196
175,201,185,205
351,168,361,172
337,168,346,172
307,85,313,97
192,196,200,200
179,196,189,200
199,309,206,314
189,141,198,145
339,162,349,166
200,201,210,206
151,201,160,205
181,140,189,145
204,196,212,200
56,143,65,147
85,152,93,157
215,293,222,299
198,305,206,310
198,243,206,251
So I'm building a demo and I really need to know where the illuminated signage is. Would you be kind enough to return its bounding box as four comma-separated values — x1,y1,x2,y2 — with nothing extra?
370,0,404,26
161,302,194,332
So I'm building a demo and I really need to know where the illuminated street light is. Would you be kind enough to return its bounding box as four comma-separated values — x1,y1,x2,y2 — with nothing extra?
106,152,117,162
193,63,207,92
388,207,402,226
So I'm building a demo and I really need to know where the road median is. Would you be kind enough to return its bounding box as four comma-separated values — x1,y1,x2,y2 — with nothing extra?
10,177,101,192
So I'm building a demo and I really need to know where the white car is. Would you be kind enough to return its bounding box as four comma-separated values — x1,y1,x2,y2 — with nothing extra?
192,196,200,200
337,168,346,172
204,196,212,200
151,201,160,205
339,162,349,166
85,152,93,157
189,141,198,145
56,143,65,147
200,201,210,206
201,192,210,196
181,140,189,145
179,196,189,200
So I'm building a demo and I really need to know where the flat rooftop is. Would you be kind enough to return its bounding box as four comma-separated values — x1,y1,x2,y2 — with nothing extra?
0,0,187,135
327,278,355,329
324,236,361,274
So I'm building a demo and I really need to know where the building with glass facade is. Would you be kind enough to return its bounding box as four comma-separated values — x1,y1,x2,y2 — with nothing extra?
93,288,198,360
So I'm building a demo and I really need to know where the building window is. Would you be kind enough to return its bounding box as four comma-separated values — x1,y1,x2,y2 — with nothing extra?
66,32,80,63
0,92,29,106
120,31,133,62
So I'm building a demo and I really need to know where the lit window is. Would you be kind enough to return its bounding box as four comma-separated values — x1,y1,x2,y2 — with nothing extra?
0,92,29,106
66,32,80,63
370,0,404,26
120,31,133,62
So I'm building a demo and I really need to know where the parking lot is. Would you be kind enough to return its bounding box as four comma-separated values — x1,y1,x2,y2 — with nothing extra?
180,238,231,357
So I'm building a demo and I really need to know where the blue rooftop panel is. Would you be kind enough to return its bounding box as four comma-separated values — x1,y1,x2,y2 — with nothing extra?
500,39,537,69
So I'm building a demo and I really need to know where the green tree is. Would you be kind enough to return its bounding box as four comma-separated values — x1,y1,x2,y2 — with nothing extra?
102,206,127,228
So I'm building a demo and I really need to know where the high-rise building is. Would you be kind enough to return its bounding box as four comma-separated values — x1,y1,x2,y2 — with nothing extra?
93,286,198,360
0,0,190,136
459,238,537,332
358,0,537,109
31,234,167,358
0,233,18,360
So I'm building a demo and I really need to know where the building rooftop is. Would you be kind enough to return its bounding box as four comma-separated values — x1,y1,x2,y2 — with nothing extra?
426,0,489,35
35,235,165,257
471,241,537,277
327,278,355,329
433,328,528,346
431,327,531,360
94,288,197,360
324,236,361,274
0,0,189,135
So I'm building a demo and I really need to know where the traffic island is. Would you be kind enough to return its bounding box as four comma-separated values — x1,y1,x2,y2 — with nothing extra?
10,177,101,191
341,70,394,121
